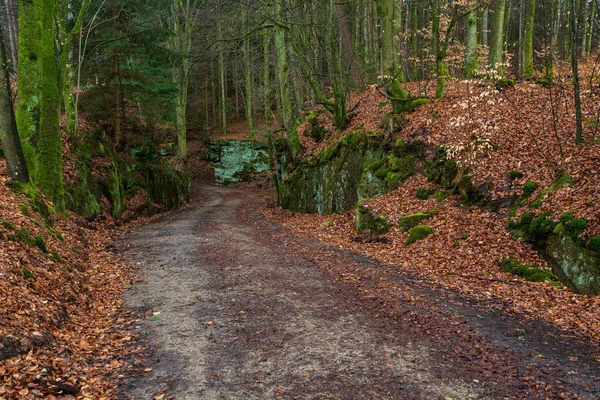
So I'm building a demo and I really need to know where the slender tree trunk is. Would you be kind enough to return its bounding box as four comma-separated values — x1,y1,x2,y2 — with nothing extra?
583,0,596,55
113,52,122,145
465,3,479,77
273,1,292,134
335,4,363,89
523,0,536,78
218,22,227,134
243,6,253,134
37,0,64,210
0,21,27,182
569,0,583,144
432,0,446,98
482,9,489,47
263,32,271,125
489,0,506,75
518,0,524,73
410,4,418,80
503,0,512,54
547,0,561,76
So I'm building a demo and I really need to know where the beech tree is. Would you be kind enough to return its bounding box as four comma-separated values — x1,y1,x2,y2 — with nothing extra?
0,21,28,182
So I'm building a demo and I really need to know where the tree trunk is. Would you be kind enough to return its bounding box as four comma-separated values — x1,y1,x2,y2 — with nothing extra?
523,0,536,78
243,6,253,134
0,21,28,182
16,0,41,177
547,0,561,76
5,0,18,68
489,0,506,75
263,32,271,125
583,0,596,55
113,52,122,145
218,22,227,134
482,9,489,47
465,4,479,77
273,1,292,134
569,0,583,144
335,4,363,89
37,0,64,210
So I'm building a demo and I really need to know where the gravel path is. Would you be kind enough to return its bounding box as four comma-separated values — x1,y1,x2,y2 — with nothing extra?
119,184,600,399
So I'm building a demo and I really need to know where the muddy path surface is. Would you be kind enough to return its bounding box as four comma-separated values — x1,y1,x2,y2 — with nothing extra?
119,184,600,399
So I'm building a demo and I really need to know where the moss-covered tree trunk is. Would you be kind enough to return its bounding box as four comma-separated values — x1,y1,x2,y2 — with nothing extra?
0,22,28,182
523,0,536,78
273,0,299,155
16,0,42,177
379,0,411,111
489,0,506,75
263,32,271,124
464,4,479,77
37,0,64,210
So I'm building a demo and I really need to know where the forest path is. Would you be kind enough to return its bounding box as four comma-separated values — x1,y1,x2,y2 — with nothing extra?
119,184,600,399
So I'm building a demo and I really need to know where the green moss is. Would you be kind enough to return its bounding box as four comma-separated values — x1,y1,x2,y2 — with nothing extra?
49,250,62,263
22,268,34,280
509,170,524,182
2,220,15,230
425,147,458,188
46,227,64,242
529,213,556,243
406,225,434,245
288,125,301,157
434,190,450,202
522,181,537,197
589,236,600,254
416,187,436,200
19,204,30,216
529,171,572,209
495,78,515,91
399,209,435,232
33,235,48,253
356,203,392,236
273,136,289,153
500,258,559,285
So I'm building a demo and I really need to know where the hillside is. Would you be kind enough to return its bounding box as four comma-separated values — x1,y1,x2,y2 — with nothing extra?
0,157,153,398
263,76,600,345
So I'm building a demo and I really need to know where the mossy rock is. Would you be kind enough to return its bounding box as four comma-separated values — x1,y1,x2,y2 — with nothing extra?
399,209,435,232
406,225,434,245
425,147,458,189
356,203,392,236
65,164,102,219
500,258,559,285
147,167,190,210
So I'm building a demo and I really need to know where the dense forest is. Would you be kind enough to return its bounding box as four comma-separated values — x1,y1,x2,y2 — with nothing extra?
1,0,600,398
2,0,599,199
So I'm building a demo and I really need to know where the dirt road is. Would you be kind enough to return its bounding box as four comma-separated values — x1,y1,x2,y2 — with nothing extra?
120,184,600,399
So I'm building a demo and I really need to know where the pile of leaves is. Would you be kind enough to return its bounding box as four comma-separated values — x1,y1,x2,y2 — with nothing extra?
263,75,600,348
0,159,147,399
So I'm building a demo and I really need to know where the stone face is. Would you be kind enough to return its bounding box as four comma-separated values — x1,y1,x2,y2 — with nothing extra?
278,146,382,215
206,140,269,184
547,234,600,295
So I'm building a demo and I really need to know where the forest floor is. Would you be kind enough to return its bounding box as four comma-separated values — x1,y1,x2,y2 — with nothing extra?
119,183,600,400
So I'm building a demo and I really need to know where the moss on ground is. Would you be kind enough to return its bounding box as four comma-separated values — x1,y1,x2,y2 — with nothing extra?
406,225,434,245
399,209,436,232
356,202,392,236
500,258,559,285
